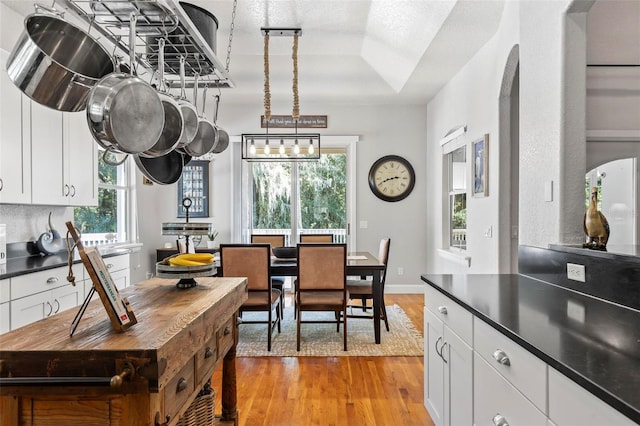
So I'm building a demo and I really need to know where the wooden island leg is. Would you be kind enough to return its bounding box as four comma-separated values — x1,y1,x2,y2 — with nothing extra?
220,317,239,425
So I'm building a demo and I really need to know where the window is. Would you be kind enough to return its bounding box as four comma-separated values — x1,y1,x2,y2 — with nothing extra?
447,145,467,250
74,150,135,246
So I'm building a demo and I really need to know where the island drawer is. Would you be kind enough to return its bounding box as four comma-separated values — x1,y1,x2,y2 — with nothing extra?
425,285,472,345
217,316,235,357
164,357,196,422
195,334,218,384
474,317,547,413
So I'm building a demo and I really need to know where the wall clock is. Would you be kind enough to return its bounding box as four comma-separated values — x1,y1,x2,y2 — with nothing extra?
368,155,416,202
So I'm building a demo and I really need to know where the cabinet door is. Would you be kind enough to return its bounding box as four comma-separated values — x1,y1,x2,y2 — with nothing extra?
11,291,51,329
0,49,31,204
110,269,129,290
0,302,9,334
425,307,445,426
31,102,66,205
65,112,98,206
51,284,83,315
443,326,473,426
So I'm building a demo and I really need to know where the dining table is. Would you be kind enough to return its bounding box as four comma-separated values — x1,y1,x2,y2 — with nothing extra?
269,251,386,344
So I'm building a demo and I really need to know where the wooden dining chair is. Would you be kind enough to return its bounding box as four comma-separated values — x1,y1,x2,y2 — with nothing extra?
299,233,334,243
296,243,348,351
346,237,391,331
220,244,281,351
251,234,287,318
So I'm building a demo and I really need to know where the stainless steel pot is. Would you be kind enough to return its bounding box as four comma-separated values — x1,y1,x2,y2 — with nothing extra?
211,95,229,154
134,149,186,185
6,12,115,112
182,77,218,157
86,15,164,154
176,56,198,149
139,38,183,158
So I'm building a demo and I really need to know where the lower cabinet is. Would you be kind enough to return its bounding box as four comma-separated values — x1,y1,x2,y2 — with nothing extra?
10,284,83,329
424,285,637,426
424,287,473,426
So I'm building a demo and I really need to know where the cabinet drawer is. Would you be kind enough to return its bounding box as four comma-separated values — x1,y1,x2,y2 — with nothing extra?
217,316,235,358
164,357,196,422
474,353,547,426
11,265,83,300
425,285,472,345
474,317,547,413
102,254,130,273
548,367,635,426
195,334,218,385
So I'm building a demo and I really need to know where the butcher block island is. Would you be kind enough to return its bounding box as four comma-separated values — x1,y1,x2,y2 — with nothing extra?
0,277,248,426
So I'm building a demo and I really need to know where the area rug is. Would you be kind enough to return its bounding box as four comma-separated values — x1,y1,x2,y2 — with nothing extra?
237,304,424,357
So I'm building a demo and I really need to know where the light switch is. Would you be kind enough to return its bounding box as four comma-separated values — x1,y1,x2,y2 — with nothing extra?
544,181,553,202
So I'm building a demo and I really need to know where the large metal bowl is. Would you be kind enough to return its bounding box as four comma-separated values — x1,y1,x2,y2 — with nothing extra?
272,247,297,259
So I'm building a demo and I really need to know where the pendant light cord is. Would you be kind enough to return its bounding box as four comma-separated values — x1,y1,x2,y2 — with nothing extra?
264,32,271,121
292,32,299,122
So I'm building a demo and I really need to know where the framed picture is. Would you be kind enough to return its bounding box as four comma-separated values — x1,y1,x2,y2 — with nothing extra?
472,134,489,197
177,160,210,218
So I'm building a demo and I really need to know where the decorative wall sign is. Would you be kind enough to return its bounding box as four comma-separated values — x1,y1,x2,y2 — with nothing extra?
261,115,327,128
472,134,489,197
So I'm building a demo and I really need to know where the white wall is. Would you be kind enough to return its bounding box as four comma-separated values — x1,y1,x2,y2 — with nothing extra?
136,102,429,292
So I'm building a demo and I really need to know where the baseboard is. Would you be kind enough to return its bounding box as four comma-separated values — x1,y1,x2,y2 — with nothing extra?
386,284,424,294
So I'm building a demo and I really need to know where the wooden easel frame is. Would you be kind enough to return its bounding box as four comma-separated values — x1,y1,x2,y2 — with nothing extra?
66,222,137,336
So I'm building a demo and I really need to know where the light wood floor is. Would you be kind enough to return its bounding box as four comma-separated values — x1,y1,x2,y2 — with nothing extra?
212,294,434,426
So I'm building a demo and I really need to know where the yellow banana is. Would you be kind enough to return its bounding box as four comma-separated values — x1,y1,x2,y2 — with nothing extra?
176,253,214,263
168,257,208,267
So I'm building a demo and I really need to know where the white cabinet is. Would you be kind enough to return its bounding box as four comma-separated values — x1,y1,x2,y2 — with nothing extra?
424,286,473,426
9,264,84,330
83,253,131,299
31,108,98,206
548,367,636,426
1,278,9,334
0,49,31,204
474,352,547,426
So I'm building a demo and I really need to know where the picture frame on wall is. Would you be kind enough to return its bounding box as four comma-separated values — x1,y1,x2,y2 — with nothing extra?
472,134,489,197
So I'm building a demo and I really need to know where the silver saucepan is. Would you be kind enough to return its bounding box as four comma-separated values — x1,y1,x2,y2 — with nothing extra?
182,75,218,157
211,94,229,154
6,8,115,112
139,38,184,158
175,55,199,149
85,14,164,155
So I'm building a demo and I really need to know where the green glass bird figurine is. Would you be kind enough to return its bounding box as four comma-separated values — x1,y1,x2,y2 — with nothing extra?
583,187,610,250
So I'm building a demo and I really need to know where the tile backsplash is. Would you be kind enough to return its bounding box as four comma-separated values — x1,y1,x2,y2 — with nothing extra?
0,205,74,244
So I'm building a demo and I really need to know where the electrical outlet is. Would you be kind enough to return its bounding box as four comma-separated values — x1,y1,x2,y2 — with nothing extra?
567,300,586,323
397,267,404,276
484,226,492,238
567,263,586,282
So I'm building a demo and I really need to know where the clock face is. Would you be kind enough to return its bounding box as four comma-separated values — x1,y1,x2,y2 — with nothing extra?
368,155,415,202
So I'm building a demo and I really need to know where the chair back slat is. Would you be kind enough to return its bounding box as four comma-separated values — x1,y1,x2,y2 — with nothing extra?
251,234,285,255
300,234,334,243
220,244,271,291
297,244,346,291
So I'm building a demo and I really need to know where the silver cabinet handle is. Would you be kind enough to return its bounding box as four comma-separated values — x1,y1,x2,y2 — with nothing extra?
64,184,70,196
493,349,511,366
106,264,114,269
53,299,60,313
440,342,448,364
46,277,59,284
70,185,76,197
46,301,53,317
0,178,4,191
435,336,443,358
493,414,509,426
438,305,448,314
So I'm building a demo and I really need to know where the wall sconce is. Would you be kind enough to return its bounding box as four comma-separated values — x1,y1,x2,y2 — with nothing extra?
242,133,320,161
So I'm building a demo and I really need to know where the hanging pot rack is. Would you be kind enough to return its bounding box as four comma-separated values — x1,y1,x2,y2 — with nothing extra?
54,0,235,88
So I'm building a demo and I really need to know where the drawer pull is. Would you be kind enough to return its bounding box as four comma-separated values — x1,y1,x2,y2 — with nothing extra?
110,362,134,387
176,377,188,393
204,346,214,359
493,349,511,366
437,305,448,314
106,263,114,269
224,326,231,335
493,414,509,426
46,277,59,284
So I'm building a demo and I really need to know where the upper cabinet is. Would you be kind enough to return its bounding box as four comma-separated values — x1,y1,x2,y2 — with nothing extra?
0,49,98,207
30,106,98,207
0,49,31,204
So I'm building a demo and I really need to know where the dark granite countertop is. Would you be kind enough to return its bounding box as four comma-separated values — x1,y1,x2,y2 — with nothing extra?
421,273,640,424
0,248,132,280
